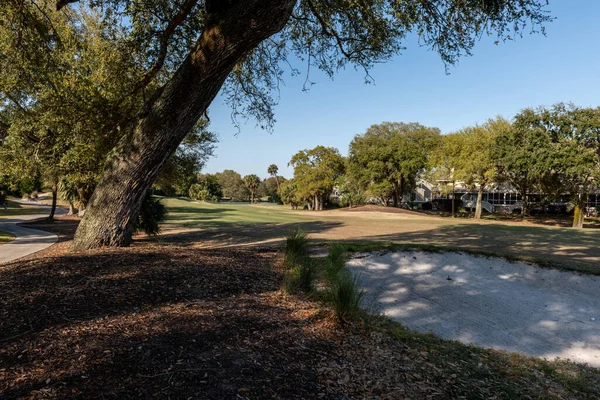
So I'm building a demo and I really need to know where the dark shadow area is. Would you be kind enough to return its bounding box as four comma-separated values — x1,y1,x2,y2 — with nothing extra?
146,220,344,248
0,246,332,398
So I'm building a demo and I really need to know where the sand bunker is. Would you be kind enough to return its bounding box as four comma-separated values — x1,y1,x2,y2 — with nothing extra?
347,250,600,366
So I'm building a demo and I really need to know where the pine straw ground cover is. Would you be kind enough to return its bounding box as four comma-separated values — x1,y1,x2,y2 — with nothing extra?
0,219,599,399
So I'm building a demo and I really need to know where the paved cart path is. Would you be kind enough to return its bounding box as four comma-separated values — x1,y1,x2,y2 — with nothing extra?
348,251,600,367
0,202,65,264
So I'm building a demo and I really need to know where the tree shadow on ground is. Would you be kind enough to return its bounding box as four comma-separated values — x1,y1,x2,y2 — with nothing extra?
0,246,332,398
146,220,344,248
2,230,599,398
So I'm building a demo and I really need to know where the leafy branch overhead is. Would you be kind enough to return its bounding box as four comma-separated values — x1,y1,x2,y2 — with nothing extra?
46,0,552,129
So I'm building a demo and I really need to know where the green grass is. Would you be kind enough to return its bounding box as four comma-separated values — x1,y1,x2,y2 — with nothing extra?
0,199,48,219
161,197,314,228
0,231,15,244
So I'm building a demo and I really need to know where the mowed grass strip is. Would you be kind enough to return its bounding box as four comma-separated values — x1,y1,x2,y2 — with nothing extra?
0,231,15,244
0,200,48,219
161,197,316,228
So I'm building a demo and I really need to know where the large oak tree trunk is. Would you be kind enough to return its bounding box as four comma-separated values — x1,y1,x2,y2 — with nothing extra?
72,0,296,251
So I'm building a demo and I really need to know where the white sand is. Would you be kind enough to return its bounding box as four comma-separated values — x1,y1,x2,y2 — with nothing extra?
347,251,600,367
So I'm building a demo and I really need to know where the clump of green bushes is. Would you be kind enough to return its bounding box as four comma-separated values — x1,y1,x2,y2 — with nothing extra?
135,191,167,235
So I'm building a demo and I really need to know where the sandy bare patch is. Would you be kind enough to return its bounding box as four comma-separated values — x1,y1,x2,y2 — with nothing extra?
348,250,600,366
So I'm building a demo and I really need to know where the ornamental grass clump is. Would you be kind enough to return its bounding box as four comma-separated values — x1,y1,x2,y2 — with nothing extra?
332,272,364,320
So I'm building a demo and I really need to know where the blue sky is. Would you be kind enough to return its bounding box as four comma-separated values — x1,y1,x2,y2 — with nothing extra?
204,1,600,179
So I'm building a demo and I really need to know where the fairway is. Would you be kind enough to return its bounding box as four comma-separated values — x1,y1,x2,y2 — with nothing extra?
159,198,600,273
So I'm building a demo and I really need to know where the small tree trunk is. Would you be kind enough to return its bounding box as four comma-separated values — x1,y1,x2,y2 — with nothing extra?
474,185,484,220
48,184,58,223
68,201,74,215
572,193,587,228
521,193,529,217
397,176,403,208
451,181,455,218
71,0,296,250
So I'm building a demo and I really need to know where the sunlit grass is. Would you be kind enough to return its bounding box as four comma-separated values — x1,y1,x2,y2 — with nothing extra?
0,231,15,244
0,200,48,219
160,197,315,227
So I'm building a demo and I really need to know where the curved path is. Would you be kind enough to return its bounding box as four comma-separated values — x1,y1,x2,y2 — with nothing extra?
0,202,64,264
348,250,600,367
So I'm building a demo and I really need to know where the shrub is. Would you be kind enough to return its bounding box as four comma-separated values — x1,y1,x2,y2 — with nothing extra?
421,201,433,210
135,192,167,235
331,272,364,320
323,244,346,283
284,229,309,269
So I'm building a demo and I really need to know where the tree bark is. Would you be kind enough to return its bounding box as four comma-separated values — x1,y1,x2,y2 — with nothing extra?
68,201,74,215
521,192,529,217
48,184,58,223
572,193,587,228
474,185,484,220
71,0,296,250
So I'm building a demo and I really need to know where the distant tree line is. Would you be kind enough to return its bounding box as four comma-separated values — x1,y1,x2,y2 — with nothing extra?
279,103,600,229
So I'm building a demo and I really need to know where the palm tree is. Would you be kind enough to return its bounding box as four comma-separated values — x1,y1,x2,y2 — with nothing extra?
243,174,261,203
58,179,79,215
267,164,280,192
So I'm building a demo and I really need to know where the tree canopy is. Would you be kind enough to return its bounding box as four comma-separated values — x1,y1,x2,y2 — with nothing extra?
289,146,345,210
2,0,552,249
496,105,600,226
441,118,508,219
215,170,249,202
348,122,440,206
243,174,262,203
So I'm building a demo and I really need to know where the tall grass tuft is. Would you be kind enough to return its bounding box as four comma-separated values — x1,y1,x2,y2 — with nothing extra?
332,272,364,320
284,229,309,269
292,261,316,292
323,243,346,283
282,229,314,292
